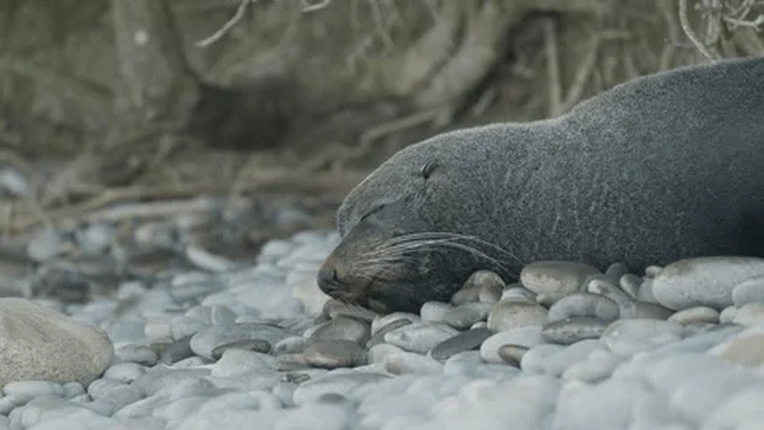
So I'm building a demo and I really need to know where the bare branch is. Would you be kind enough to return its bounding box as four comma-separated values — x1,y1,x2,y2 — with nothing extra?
196,0,253,47
302,0,332,13
679,0,721,60
543,18,563,117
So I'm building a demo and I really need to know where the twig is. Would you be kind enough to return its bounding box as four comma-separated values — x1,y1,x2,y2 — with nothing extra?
196,0,253,47
87,198,217,223
470,85,499,117
679,0,721,60
560,34,601,113
0,56,113,119
724,0,755,17
543,18,563,117
7,171,366,233
659,0,680,70
359,106,447,149
302,0,332,13
1,202,13,237
702,0,724,55
0,150,53,230
723,13,764,29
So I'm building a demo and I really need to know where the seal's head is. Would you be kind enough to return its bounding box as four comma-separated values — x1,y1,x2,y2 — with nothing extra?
317,130,517,314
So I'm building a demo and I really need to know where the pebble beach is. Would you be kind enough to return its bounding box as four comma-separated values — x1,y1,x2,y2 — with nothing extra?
2,210,764,430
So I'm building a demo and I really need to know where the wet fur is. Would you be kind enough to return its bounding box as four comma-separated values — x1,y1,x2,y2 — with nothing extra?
321,56,764,314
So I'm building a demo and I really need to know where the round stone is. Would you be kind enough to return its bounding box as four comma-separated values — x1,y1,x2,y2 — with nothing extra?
103,363,146,383
619,302,673,320
562,349,623,383
519,344,565,374
480,326,544,364
501,286,537,302
450,287,480,306
652,257,764,310
464,270,506,291
210,349,272,377
420,302,452,322
367,344,404,364
303,340,366,369
732,275,764,306
366,318,412,348
211,339,272,360
209,305,237,326
308,316,370,345
619,274,643,300
520,261,601,301
430,327,493,361
585,276,633,307
645,266,663,278
443,351,483,376
478,282,503,305
604,263,629,284
189,323,290,360
601,319,685,355
720,306,738,324
539,340,602,377
158,337,194,365
87,378,125,399
384,352,443,375
455,270,505,306
733,303,764,327
114,344,157,366
636,278,658,303
275,353,310,371
487,299,548,332
292,372,391,406
383,322,458,354
322,299,376,323
370,312,420,335
497,344,529,367
668,306,720,325
547,293,619,323
2,381,64,397
713,329,764,367
705,389,764,429
441,302,491,329
0,298,113,387
541,317,609,345
170,316,209,341
273,336,307,356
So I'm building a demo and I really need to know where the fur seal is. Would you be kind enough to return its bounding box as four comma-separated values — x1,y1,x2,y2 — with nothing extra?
318,56,764,314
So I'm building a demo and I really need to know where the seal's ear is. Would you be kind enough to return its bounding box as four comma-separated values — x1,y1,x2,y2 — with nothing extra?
420,161,438,179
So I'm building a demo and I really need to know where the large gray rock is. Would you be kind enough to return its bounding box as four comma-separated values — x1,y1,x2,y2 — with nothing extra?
0,298,113,387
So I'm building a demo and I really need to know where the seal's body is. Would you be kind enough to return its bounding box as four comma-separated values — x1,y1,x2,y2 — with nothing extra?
318,56,764,314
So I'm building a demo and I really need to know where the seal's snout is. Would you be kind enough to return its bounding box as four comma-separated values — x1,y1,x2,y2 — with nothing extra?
317,265,345,295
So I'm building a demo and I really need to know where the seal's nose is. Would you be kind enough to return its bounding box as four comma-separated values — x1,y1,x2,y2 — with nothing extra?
317,265,344,294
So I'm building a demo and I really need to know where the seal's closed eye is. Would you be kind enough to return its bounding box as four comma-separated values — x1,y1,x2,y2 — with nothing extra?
359,204,385,222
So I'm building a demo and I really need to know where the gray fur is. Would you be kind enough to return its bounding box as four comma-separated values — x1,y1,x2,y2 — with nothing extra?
320,56,764,314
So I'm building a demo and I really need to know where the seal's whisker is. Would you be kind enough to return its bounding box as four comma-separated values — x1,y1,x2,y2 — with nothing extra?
360,238,455,258
355,236,517,279
383,232,523,264
361,237,501,267
368,235,517,270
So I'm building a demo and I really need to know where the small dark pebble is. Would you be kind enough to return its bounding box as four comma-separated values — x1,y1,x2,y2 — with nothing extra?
211,339,272,360
159,337,195,364
541,317,610,345
430,328,493,361
497,344,529,367
366,318,412,348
